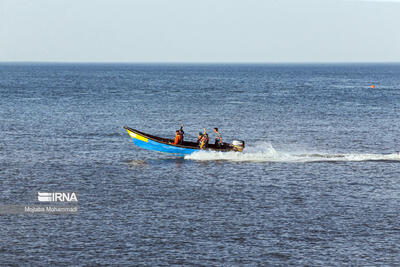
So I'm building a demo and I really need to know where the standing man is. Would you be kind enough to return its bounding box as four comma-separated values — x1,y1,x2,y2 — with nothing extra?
213,128,222,148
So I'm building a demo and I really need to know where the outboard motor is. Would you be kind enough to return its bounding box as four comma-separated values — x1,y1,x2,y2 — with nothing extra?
232,140,245,152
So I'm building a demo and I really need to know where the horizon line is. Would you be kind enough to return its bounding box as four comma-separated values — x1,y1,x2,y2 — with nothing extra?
1,61,400,65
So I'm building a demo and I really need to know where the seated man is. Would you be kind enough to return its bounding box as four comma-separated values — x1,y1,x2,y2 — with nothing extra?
199,128,209,149
172,124,184,145
197,132,203,145
173,130,183,145
178,124,184,137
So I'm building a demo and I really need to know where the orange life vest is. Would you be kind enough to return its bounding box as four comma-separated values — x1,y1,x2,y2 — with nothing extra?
173,133,183,145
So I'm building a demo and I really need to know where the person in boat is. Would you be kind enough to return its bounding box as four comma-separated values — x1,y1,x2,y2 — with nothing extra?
197,132,203,145
172,124,184,145
178,124,184,136
173,130,183,145
199,128,209,149
213,127,223,148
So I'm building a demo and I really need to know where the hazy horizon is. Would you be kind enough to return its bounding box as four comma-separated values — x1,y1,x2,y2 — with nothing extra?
1,61,400,64
1,0,399,63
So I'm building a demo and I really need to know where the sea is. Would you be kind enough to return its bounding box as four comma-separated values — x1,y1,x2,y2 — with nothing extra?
0,63,399,266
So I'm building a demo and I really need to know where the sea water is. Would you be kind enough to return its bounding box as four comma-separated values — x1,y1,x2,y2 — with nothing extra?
0,63,399,265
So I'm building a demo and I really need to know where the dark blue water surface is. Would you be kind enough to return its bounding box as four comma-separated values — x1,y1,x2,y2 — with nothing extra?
1,63,400,266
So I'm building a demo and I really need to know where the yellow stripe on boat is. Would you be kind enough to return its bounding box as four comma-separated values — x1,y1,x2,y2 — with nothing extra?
126,129,148,142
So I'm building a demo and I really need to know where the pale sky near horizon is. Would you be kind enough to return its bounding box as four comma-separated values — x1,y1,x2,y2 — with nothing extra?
0,0,399,62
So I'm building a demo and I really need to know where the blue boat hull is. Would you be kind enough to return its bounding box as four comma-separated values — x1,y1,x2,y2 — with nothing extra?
131,137,199,155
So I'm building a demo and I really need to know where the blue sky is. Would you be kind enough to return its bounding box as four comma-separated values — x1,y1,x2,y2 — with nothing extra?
0,0,399,62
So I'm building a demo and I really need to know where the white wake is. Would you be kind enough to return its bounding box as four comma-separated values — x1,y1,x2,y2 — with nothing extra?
184,142,400,163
